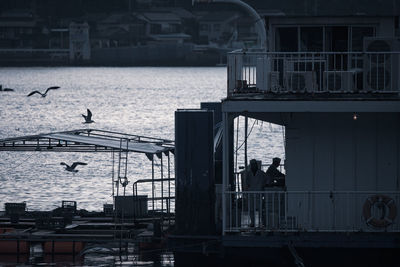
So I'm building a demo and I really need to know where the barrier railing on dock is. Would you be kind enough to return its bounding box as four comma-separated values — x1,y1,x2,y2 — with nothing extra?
225,190,400,233
133,178,175,218
227,51,400,96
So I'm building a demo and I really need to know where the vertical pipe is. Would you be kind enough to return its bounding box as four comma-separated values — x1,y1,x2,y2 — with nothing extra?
152,157,155,211
161,155,164,214
132,181,135,221
259,193,262,227
222,112,229,234
112,150,115,199
235,117,239,190
168,152,171,224
244,115,248,173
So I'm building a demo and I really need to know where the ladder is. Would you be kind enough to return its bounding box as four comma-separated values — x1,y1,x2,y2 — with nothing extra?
117,138,129,196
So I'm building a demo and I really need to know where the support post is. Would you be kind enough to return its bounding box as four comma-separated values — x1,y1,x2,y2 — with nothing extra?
152,157,155,211
168,152,171,224
244,115,248,173
161,155,164,214
222,112,230,234
112,150,115,198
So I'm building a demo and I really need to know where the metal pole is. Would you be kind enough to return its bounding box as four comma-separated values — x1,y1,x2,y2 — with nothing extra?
222,112,230,235
244,115,248,173
168,152,171,224
132,183,137,221
161,154,164,214
235,117,239,191
152,156,155,211
112,150,115,199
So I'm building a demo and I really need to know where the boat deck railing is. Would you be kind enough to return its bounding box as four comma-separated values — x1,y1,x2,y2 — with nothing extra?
224,190,400,233
133,178,175,218
227,51,400,97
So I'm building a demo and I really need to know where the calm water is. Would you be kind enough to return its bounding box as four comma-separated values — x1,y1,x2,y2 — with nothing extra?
0,67,284,211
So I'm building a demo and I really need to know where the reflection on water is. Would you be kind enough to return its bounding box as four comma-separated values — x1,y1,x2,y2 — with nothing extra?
0,243,174,266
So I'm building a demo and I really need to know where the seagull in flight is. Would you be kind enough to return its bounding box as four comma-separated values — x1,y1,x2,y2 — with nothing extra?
60,162,87,173
82,109,95,124
27,86,60,97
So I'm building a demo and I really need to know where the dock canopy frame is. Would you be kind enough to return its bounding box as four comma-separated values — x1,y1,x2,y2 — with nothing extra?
0,128,174,154
0,128,176,217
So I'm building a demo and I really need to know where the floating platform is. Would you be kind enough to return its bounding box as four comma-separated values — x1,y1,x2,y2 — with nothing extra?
0,211,173,257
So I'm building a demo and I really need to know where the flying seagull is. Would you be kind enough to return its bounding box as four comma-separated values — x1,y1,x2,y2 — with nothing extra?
82,109,95,124
27,86,60,97
60,162,87,173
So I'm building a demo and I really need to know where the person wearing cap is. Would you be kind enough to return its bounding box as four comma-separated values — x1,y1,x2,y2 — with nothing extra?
265,157,285,187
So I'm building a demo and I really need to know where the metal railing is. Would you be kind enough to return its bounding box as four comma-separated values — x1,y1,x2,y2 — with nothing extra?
225,190,400,233
133,178,175,216
227,51,400,96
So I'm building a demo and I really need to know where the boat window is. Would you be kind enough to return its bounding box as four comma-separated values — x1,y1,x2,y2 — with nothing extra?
300,27,323,51
351,26,375,51
325,26,348,52
275,27,298,52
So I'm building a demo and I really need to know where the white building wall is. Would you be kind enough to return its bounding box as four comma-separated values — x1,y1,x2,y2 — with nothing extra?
286,112,399,191
285,112,400,230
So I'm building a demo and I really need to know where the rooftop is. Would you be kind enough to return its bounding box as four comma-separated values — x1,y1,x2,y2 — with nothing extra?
226,49,400,100
0,128,174,154
140,12,181,23
249,0,400,16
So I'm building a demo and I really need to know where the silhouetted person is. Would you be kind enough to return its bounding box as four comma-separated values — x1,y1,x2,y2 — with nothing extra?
266,157,285,187
245,159,267,227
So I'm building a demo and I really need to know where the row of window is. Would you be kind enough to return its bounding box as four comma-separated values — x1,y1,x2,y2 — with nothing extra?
275,26,375,52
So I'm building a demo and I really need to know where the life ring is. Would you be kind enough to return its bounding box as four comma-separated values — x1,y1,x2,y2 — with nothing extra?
362,195,397,228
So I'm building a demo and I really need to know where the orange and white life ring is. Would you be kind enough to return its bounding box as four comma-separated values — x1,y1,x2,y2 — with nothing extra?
362,195,397,228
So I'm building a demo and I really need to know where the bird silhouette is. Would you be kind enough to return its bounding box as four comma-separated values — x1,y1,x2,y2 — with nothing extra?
82,109,95,124
27,86,60,97
60,162,87,172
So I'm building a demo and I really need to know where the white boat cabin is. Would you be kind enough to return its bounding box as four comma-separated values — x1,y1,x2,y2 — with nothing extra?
221,14,400,234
